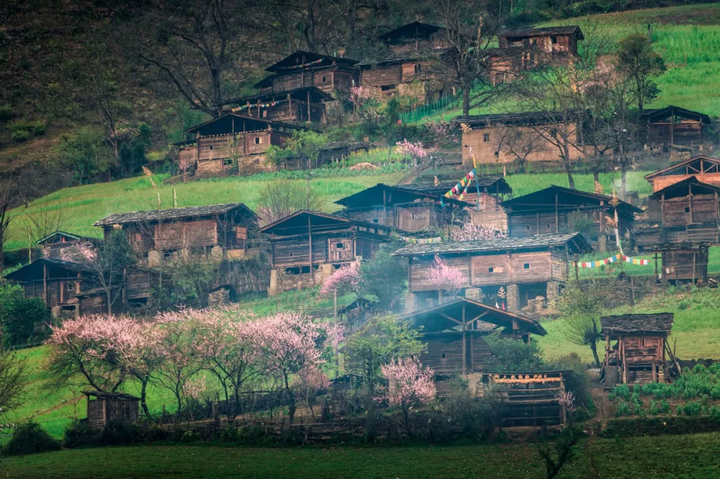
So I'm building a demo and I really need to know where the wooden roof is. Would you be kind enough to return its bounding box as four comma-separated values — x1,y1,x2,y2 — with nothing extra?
258,210,392,237
398,297,546,335
334,183,470,208
379,22,443,43
36,230,98,245
500,25,584,40
219,86,335,107
649,176,720,200
392,232,591,257
501,185,642,215
185,113,310,136
5,258,95,282
84,391,139,400
601,313,674,334
264,50,359,73
644,156,720,180
94,203,256,227
640,105,711,125
453,111,577,129
401,176,512,195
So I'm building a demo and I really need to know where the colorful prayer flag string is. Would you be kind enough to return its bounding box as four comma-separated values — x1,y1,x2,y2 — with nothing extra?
574,254,649,268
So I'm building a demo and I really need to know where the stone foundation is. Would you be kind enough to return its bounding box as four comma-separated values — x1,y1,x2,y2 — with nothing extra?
465,288,482,301
546,281,560,310
506,284,519,312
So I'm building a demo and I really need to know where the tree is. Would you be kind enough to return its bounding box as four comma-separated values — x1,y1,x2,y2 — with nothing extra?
395,139,428,166
424,255,465,302
135,0,262,117
616,33,666,112
0,283,52,347
0,348,28,420
377,357,436,436
255,179,322,226
56,127,115,185
23,209,66,259
485,333,544,372
430,0,508,115
161,252,222,308
491,124,543,174
86,230,137,316
537,426,581,479
358,244,408,310
558,279,619,367
0,169,29,276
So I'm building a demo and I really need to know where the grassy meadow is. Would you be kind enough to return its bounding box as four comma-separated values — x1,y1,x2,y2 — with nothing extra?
2,433,720,478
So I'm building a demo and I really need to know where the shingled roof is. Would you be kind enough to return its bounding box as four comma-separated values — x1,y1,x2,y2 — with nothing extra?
401,176,512,195
392,232,591,256
601,313,674,334
453,111,577,128
501,185,642,215
94,204,256,227
500,25,584,39
649,176,720,199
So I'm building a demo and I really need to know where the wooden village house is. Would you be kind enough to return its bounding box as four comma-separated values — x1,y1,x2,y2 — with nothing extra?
400,299,570,426
254,50,359,95
220,87,335,124
634,176,720,248
85,392,140,429
644,156,720,192
177,114,309,176
501,186,641,251
34,230,100,261
601,313,679,386
454,112,585,169
259,210,391,295
393,232,592,312
93,203,258,266
640,105,711,148
379,22,448,55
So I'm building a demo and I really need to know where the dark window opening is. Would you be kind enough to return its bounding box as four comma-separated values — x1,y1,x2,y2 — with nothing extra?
209,145,213,150
373,218,379,223
255,137,261,144
336,243,344,249
524,263,530,269
381,84,396,91
414,64,422,73
483,133,490,142
441,352,446,358
322,76,326,82
488,267,494,273
551,35,557,44
685,207,690,213
223,158,233,166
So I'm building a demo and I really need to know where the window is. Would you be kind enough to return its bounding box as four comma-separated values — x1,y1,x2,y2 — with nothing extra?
373,218,379,223
381,84,396,91
223,158,233,166
488,267,494,273
255,137,261,144
523,263,530,269
322,76,326,82
336,242,344,249
289,252,294,257
414,64,422,73
483,133,490,142
66,282,76,292
209,145,213,150
685,207,690,213
551,35,557,44
441,352,446,358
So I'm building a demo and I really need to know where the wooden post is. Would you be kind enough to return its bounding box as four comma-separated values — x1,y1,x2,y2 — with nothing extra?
307,89,311,122
462,303,467,375
621,338,628,384
382,189,387,226
308,216,313,283
692,251,696,283
688,182,694,224
555,191,559,233
661,193,665,224
43,262,49,307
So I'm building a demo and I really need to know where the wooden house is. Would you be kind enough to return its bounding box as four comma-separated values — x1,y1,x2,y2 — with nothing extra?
501,186,641,250
334,183,471,234
392,232,592,312
399,298,546,376
259,210,392,294
454,112,585,169
94,203,257,265
644,156,720,192
35,230,99,261
634,242,710,284
601,313,678,385
378,22,447,55
254,51,359,95
635,177,720,247
220,87,335,124
178,114,309,176
280,141,372,170
85,392,140,429
640,106,711,147
498,26,583,65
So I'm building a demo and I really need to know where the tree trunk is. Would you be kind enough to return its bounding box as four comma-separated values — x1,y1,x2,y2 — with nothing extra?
140,377,151,417
563,142,575,189
590,341,601,368
462,89,471,116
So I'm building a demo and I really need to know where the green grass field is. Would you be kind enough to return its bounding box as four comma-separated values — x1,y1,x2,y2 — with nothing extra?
2,433,720,478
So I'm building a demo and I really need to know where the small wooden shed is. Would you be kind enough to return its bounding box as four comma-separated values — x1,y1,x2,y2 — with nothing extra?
85,391,140,429
644,156,720,192
640,106,711,147
601,313,678,385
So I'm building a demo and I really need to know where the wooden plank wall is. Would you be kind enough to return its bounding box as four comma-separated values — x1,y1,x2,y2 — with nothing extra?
344,207,396,228
155,219,218,250
651,174,720,191
420,333,496,375
410,256,471,291
360,65,402,88
622,336,664,364
663,250,708,280
396,205,434,231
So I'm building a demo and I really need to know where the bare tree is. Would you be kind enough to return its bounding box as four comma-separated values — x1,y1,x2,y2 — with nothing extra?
85,230,138,316
0,170,28,276
256,179,322,226
23,210,67,261
492,123,543,173
430,0,509,115
0,348,28,419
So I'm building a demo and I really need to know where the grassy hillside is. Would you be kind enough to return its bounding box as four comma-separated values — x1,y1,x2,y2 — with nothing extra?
3,433,720,478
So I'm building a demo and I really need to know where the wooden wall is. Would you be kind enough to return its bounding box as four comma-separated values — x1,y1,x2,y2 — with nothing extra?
361,65,402,89
344,207,396,228
507,208,607,239
663,249,708,281
650,174,720,192
648,121,703,145
420,332,496,375
622,335,664,364
155,219,217,251
647,194,719,227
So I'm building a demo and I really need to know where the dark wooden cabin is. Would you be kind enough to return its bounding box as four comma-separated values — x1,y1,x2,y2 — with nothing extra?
635,177,720,247
393,232,592,311
85,392,140,429
220,87,335,124
94,203,257,265
658,243,709,284
501,185,641,250
254,51,360,95
498,26,583,63
334,183,471,234
399,298,546,376
454,112,585,169
601,313,678,385
644,156,720,192
378,22,447,55
259,210,392,294
35,231,100,261
179,114,309,176
640,106,711,147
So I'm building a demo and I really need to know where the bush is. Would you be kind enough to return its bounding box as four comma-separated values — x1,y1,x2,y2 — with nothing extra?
63,420,100,449
99,418,142,446
11,129,30,143
32,121,46,136
682,401,702,416
485,333,543,372
181,430,200,443
0,283,52,347
3,422,61,456
0,104,14,123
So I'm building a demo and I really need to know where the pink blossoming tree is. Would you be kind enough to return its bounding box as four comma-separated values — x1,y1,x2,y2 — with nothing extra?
424,255,465,302
395,139,427,165
319,261,361,297
377,357,436,435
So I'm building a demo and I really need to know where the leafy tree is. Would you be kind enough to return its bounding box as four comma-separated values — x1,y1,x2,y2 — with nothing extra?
268,130,327,169
358,243,407,310
85,230,137,315
377,357,436,436
558,279,619,367
485,333,544,372
56,127,115,185
537,426,581,479
0,283,51,347
616,33,666,112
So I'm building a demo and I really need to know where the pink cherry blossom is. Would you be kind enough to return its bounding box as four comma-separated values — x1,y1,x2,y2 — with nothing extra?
319,262,360,297
395,139,427,162
424,255,465,297
378,357,436,408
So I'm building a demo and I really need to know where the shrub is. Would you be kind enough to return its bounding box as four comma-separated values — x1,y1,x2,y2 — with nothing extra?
615,401,631,417
32,121,46,135
0,104,14,122
485,333,543,372
217,426,239,443
237,425,269,445
611,385,631,401
11,129,30,143
181,430,200,443
682,401,702,416
99,418,142,446
0,283,52,346
3,422,61,456
63,420,100,448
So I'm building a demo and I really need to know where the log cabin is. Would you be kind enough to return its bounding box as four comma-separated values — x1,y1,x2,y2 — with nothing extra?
454,112,585,169
94,203,257,265
640,106,711,147
254,51,360,95
634,177,720,248
219,87,335,124
259,210,392,294
85,392,140,430
633,242,710,284
334,183,471,234
501,185,641,250
601,313,678,385
178,114,309,176
644,156,720,192
35,230,100,261
378,22,447,55
498,26,583,65
392,232,592,312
